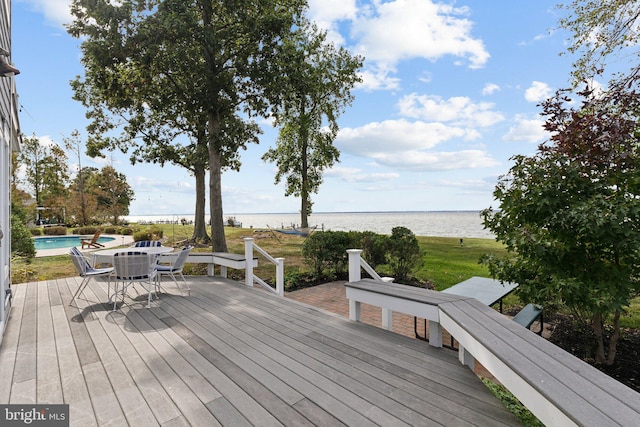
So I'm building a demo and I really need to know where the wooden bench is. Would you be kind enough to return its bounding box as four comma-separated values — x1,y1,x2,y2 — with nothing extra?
512,303,543,335
183,252,257,277
345,279,466,347
345,278,640,426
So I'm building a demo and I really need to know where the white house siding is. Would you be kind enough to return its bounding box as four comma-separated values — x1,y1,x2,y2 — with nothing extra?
0,0,20,346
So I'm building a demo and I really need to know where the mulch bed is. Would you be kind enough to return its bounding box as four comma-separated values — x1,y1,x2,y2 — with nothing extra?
546,314,640,393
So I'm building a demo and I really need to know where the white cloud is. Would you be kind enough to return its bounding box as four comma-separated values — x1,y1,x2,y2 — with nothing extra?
351,0,489,69
397,93,504,127
336,119,497,171
525,81,553,103
326,166,400,183
502,115,547,143
371,149,498,171
358,63,401,91
18,0,72,26
482,83,500,95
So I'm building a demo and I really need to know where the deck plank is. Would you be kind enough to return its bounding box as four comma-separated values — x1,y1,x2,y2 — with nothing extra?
36,280,64,404
0,276,520,427
193,280,515,426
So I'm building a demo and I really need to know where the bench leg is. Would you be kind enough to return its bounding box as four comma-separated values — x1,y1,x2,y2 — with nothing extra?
382,308,393,331
428,320,443,347
207,264,214,276
349,300,361,322
220,265,228,278
458,344,475,370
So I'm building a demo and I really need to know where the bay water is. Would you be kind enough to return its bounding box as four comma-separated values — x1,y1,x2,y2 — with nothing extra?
125,211,494,239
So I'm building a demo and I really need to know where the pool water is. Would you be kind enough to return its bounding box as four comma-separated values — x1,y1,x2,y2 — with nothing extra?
34,235,116,250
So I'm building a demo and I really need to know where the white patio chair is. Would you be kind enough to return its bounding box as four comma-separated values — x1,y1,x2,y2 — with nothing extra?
156,246,192,295
111,251,159,310
69,247,114,305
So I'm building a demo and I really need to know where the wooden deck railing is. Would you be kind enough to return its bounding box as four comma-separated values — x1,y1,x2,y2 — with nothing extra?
345,249,640,427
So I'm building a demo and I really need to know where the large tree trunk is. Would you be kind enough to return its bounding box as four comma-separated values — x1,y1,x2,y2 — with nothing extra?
208,112,227,252
192,162,210,242
300,114,310,228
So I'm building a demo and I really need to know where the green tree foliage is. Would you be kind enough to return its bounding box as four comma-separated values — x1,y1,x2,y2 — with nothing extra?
559,1,640,82
68,0,306,251
67,166,100,226
87,165,134,225
18,135,69,224
482,76,640,365
263,19,363,228
386,226,421,282
10,213,35,258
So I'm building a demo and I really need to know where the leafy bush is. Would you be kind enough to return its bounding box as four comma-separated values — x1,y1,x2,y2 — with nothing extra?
43,226,67,236
356,231,389,269
11,213,36,258
133,226,163,242
73,226,101,235
387,226,421,282
302,231,352,278
29,228,42,236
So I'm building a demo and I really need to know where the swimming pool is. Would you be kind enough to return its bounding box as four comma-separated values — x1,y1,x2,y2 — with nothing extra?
33,235,116,250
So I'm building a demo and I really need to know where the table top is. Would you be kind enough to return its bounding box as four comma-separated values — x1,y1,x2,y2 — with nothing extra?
93,246,175,257
441,276,518,306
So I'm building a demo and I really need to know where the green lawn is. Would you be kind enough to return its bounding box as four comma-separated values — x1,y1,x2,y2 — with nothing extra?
13,224,640,327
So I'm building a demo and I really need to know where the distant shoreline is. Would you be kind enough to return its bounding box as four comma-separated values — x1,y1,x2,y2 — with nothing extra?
125,211,493,239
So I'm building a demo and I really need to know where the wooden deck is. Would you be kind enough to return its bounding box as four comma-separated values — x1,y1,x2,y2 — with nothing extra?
0,276,520,426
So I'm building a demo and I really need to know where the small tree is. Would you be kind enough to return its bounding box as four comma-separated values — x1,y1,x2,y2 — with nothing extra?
263,19,363,228
482,77,640,365
386,227,421,282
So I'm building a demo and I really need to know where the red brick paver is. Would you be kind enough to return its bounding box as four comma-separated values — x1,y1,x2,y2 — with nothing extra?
286,281,425,339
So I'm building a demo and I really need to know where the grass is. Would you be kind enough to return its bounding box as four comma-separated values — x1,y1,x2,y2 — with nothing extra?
14,224,640,328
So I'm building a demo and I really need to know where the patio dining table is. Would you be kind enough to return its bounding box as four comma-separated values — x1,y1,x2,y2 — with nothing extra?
415,276,519,342
92,246,175,266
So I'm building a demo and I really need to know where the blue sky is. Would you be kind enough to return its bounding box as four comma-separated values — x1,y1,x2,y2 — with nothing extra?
12,0,575,216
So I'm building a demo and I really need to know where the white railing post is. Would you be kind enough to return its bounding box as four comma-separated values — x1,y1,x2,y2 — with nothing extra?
347,249,362,283
244,238,254,287
275,257,284,296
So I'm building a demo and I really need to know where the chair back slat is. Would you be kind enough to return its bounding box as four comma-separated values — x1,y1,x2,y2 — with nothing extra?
173,246,193,269
113,251,157,280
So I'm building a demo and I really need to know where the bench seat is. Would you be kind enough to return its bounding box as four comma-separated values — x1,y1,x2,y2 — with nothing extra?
512,303,543,334
345,278,640,426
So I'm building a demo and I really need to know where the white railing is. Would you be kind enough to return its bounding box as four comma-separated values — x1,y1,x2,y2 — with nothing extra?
347,249,393,283
345,249,640,427
244,238,284,296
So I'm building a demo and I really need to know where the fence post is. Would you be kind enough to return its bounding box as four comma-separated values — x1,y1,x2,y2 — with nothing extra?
275,257,284,296
347,249,362,283
244,237,254,287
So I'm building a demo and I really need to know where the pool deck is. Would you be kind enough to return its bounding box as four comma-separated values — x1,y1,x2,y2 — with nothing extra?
35,235,134,257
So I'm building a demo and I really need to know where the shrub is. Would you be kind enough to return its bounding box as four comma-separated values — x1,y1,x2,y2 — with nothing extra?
11,213,36,258
133,226,163,242
29,228,42,236
133,229,153,242
302,231,352,278
73,226,101,235
357,231,389,269
387,226,421,282
43,226,67,236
